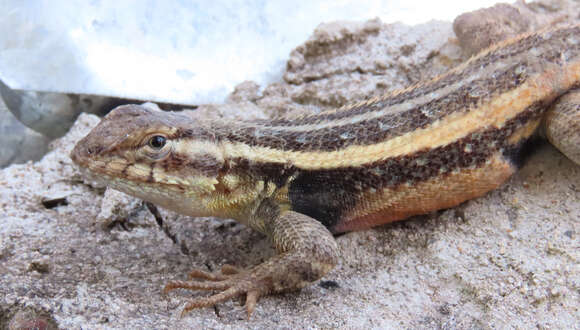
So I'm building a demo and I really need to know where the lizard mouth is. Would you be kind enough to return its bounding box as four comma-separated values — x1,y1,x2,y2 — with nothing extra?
70,138,124,183
74,166,112,188
70,144,88,168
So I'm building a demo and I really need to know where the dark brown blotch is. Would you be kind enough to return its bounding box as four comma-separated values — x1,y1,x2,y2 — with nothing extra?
159,152,223,177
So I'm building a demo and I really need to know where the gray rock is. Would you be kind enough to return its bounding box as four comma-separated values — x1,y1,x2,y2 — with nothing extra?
0,97,49,167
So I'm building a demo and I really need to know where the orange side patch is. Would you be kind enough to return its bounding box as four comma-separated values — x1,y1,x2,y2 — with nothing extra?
333,153,516,233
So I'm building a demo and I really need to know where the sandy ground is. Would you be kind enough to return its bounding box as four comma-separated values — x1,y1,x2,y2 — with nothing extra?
1,1,579,328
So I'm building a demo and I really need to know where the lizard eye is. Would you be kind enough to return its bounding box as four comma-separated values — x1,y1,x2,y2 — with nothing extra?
148,135,166,149
142,134,171,161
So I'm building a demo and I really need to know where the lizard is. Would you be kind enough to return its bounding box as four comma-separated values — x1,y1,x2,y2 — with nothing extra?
70,25,580,317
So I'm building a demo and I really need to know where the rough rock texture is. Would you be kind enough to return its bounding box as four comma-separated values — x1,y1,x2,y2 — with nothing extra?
1,0,579,328
453,3,533,55
453,0,580,55
273,19,460,113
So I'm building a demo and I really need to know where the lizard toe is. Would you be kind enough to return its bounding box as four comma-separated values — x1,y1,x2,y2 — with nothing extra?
187,268,228,281
165,267,269,317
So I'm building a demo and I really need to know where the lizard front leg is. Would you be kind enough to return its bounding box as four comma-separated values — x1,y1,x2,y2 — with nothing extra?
544,88,580,166
163,210,339,317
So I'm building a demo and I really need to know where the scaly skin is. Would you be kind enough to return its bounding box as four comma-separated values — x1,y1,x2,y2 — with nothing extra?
71,25,580,317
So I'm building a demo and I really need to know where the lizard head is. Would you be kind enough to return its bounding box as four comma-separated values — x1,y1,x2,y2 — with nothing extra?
71,104,225,216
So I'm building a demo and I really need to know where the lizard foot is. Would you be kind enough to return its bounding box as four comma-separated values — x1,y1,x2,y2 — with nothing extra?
164,211,339,318
163,262,287,318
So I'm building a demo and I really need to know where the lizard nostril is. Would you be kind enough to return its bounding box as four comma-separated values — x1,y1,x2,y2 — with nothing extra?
87,145,103,156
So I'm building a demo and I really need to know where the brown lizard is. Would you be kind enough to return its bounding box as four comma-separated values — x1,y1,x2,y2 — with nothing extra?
70,25,580,317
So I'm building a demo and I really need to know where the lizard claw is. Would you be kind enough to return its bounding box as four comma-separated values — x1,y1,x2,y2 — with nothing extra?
175,286,261,318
